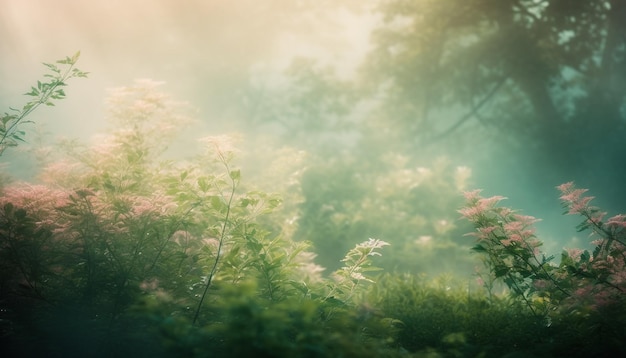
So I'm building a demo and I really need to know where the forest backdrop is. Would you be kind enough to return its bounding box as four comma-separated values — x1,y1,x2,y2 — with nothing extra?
2,1,626,357
2,0,625,265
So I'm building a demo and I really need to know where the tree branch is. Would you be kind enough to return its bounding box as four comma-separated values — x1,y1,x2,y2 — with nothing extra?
428,76,507,142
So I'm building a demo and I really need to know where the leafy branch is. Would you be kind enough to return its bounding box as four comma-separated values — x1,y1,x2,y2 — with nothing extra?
0,51,88,156
326,238,390,303
192,147,240,325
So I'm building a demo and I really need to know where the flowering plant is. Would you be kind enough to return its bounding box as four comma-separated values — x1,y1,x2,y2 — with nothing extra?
460,182,626,316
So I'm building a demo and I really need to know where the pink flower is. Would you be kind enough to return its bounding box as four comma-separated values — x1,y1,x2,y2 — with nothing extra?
140,278,160,291
557,182,597,215
458,206,484,219
1,183,70,220
463,189,483,202
477,226,498,239
495,207,514,217
591,290,614,309
606,214,626,229
587,212,606,225
533,279,550,290
556,182,574,193
501,234,523,246
567,195,594,215
565,248,584,261
459,194,507,220
563,188,589,203
479,195,507,208
503,221,524,232
513,214,539,225
574,285,593,299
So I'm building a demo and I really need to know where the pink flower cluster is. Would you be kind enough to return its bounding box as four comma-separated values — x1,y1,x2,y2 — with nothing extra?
458,190,507,221
459,183,626,314
558,181,626,255
460,190,540,252
0,184,70,229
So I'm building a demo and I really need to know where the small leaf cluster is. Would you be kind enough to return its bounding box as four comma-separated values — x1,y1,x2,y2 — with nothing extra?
327,238,390,303
0,52,88,155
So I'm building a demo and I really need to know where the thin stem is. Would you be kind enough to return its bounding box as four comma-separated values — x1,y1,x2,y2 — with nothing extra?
192,156,237,325
0,59,79,153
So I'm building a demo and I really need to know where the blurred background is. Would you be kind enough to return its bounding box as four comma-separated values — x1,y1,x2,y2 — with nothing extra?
2,0,624,275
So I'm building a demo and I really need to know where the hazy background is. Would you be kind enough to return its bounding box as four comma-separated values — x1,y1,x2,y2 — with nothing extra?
2,0,625,268
0,0,373,132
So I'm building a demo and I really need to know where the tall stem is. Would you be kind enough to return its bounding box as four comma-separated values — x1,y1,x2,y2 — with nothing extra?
192,156,237,325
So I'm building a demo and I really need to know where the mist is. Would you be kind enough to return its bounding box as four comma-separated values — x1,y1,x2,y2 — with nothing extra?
2,0,620,266
2,0,623,269
3,1,626,356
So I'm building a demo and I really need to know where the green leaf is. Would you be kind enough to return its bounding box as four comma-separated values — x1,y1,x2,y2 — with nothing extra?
57,56,72,65
2,115,16,125
11,131,26,142
14,208,28,220
494,266,510,278
72,69,89,78
43,62,60,73
197,176,209,192
71,51,81,63
25,87,39,97
229,169,241,181
472,244,486,252
210,196,224,211
22,102,34,112
580,250,590,263
3,202,14,214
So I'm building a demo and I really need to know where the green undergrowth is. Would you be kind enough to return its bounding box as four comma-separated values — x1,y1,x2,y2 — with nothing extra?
2,69,626,357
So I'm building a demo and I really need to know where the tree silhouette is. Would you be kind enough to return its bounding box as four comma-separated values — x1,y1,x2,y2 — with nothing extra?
363,0,625,205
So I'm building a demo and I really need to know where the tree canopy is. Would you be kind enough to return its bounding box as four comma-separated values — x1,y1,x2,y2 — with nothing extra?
245,0,625,209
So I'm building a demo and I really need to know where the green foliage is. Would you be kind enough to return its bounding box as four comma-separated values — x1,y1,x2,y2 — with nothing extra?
0,80,399,357
327,238,389,303
297,154,474,276
154,282,403,358
459,191,561,315
458,183,626,356
369,273,548,357
0,52,88,156
366,0,625,147
3,70,626,357
0,201,54,302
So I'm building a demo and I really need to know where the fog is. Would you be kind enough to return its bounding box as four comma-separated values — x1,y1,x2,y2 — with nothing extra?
2,0,623,270
1,0,375,178
1,0,374,134
4,3,626,356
